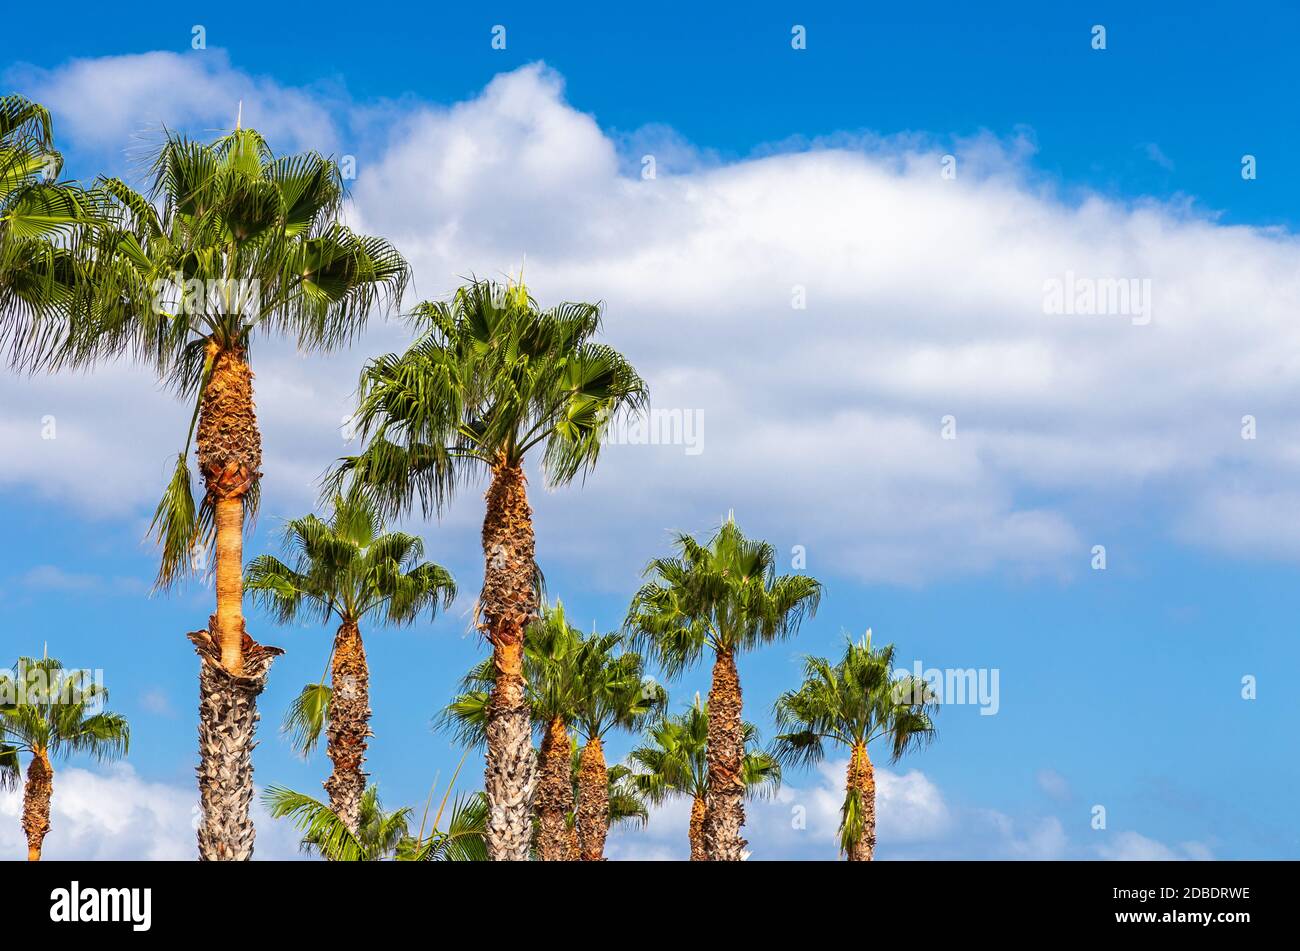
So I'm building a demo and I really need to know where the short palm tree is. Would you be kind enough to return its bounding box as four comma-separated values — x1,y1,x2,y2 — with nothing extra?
569,632,665,861
333,278,647,859
0,656,129,860
441,600,586,860
245,490,455,835
627,517,821,860
262,783,487,861
74,125,408,860
629,696,781,861
0,95,102,368
772,632,938,861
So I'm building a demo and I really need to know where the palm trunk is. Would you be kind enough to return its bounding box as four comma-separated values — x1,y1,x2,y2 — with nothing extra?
576,738,609,861
323,620,370,836
190,625,281,860
703,648,746,860
192,345,280,861
689,793,708,861
536,715,575,860
844,741,876,861
21,749,52,861
198,345,261,675
480,461,538,860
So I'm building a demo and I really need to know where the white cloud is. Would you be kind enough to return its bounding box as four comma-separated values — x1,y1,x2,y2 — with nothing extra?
1036,767,1072,802
6,50,340,162
0,764,302,861
4,58,1300,589
1095,830,1213,862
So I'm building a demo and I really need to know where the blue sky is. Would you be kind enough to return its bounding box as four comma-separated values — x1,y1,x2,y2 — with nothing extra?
2,0,1298,860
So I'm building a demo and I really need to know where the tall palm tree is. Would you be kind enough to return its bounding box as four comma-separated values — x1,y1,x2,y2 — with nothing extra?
627,517,821,860
0,656,129,860
245,490,455,834
262,784,487,861
441,600,587,860
772,632,938,861
629,696,781,861
569,632,664,861
333,278,647,859
0,95,102,368
74,126,409,860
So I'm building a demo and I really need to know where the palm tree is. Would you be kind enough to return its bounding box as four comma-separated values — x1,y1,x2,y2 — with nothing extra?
629,696,781,860
772,632,938,861
74,126,408,860
245,490,455,835
333,278,647,859
0,95,102,368
0,656,129,860
627,517,821,860
568,632,665,860
262,784,487,861
440,600,586,860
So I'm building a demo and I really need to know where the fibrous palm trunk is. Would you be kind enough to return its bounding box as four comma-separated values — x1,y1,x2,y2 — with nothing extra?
845,742,876,861
703,648,746,860
192,345,280,861
689,793,708,861
190,626,281,860
576,737,609,861
21,750,52,861
324,621,370,836
480,461,538,860
536,715,575,860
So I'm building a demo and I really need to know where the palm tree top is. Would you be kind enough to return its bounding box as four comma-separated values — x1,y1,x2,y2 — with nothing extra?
438,601,664,748
629,696,781,804
626,517,822,676
331,277,649,518
0,656,130,768
1,95,108,372
772,632,939,768
569,631,665,742
245,489,456,629
74,124,410,388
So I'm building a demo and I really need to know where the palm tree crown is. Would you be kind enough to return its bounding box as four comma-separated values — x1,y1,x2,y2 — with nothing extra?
0,656,130,766
630,696,781,806
332,278,648,516
246,490,457,636
772,633,938,768
0,95,103,369
627,518,822,676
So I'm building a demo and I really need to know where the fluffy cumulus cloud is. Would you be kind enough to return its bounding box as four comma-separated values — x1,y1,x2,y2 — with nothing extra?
0,765,302,860
5,56,1300,592
607,758,1207,861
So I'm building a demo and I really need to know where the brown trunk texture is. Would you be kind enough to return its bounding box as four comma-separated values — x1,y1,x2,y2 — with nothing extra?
480,462,538,861
22,750,52,861
576,738,609,861
845,742,877,861
197,345,261,675
689,794,708,862
703,649,746,860
323,621,370,836
535,716,575,860
190,620,281,861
